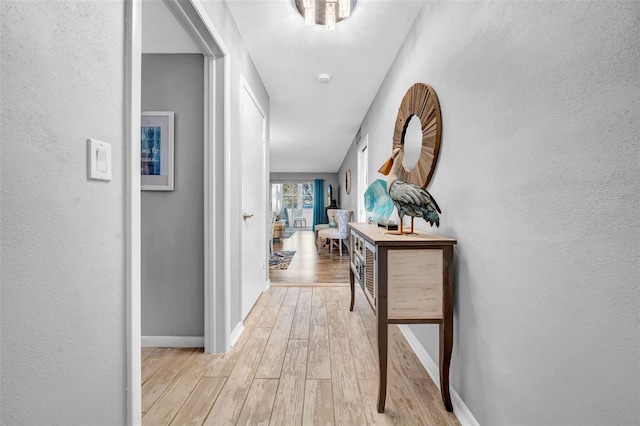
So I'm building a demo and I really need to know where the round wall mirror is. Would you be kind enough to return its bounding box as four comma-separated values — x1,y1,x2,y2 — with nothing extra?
402,115,422,171
392,83,442,188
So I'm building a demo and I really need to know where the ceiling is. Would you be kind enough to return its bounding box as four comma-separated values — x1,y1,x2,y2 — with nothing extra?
225,0,426,173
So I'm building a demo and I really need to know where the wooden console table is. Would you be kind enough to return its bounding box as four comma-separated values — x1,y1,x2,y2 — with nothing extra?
347,222,457,413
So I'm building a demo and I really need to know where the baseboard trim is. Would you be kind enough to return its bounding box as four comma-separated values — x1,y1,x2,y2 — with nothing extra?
141,335,204,347
397,325,480,426
229,321,244,347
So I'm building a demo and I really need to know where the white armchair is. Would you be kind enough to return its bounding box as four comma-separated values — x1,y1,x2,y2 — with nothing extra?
317,210,352,256
314,208,338,244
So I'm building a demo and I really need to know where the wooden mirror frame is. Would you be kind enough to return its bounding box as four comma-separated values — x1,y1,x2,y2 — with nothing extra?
392,83,442,188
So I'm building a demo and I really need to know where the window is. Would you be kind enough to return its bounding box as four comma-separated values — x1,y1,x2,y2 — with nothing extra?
271,182,314,212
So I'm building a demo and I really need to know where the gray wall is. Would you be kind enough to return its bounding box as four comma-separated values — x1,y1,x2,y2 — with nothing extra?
141,54,204,337
337,137,358,214
1,1,127,423
340,1,640,424
270,172,340,206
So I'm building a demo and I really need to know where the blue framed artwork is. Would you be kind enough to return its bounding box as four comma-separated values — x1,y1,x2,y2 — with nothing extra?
141,111,174,191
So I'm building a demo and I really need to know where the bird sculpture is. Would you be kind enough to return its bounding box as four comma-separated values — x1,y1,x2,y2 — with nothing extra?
378,147,441,234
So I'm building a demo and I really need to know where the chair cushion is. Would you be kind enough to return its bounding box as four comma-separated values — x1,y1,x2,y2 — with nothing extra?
315,224,330,232
318,228,341,239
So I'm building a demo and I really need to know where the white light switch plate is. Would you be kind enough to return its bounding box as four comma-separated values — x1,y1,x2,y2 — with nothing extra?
87,138,112,181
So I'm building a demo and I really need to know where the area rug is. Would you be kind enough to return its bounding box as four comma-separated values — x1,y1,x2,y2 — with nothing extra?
270,251,296,270
283,229,296,239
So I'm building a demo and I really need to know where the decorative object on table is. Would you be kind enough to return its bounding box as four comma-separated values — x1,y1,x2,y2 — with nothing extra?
345,169,351,194
378,82,443,234
377,219,398,231
329,214,337,228
141,111,175,191
269,250,296,270
379,147,441,234
363,179,394,223
391,83,442,188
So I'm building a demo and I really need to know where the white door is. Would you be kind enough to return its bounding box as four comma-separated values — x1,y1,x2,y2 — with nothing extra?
241,78,266,319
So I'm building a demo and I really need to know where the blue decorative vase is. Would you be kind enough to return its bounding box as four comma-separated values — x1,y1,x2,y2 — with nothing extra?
364,179,394,223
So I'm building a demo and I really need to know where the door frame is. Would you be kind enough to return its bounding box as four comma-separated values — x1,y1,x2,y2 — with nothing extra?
125,0,232,423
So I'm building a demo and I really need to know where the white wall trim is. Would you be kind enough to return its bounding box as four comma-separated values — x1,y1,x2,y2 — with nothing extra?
125,0,142,424
229,322,244,347
141,336,205,347
397,325,480,426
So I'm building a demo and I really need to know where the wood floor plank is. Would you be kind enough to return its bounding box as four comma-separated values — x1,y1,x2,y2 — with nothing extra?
142,347,162,362
307,306,331,379
358,379,395,426
256,304,281,328
342,304,378,380
142,375,200,425
170,377,226,426
270,339,308,425
406,378,460,426
354,295,377,339
303,379,334,426
282,287,301,306
255,306,295,378
142,348,199,413
312,287,326,307
203,327,271,425
236,379,279,426
267,286,287,306
142,347,172,384
244,304,266,332
329,337,365,425
388,326,430,380
290,289,312,339
325,290,348,338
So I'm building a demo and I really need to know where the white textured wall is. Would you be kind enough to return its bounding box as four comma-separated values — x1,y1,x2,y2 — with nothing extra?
1,2,127,424
349,1,640,424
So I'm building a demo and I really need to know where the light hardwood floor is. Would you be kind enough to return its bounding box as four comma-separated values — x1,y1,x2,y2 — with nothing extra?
142,230,460,425
270,230,350,285
142,286,460,425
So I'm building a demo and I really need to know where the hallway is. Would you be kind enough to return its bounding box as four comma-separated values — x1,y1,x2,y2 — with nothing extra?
142,286,460,425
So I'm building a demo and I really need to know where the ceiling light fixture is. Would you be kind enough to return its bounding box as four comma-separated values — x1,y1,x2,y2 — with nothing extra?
294,0,355,31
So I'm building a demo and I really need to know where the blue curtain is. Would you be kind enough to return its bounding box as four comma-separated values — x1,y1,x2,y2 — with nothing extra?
312,179,325,231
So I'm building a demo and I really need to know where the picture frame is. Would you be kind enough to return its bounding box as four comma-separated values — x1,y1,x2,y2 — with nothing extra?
141,111,174,191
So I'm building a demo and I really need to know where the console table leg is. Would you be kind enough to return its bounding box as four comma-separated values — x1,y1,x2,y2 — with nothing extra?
439,322,453,411
349,269,355,311
377,250,389,413
439,245,455,412
377,318,388,413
